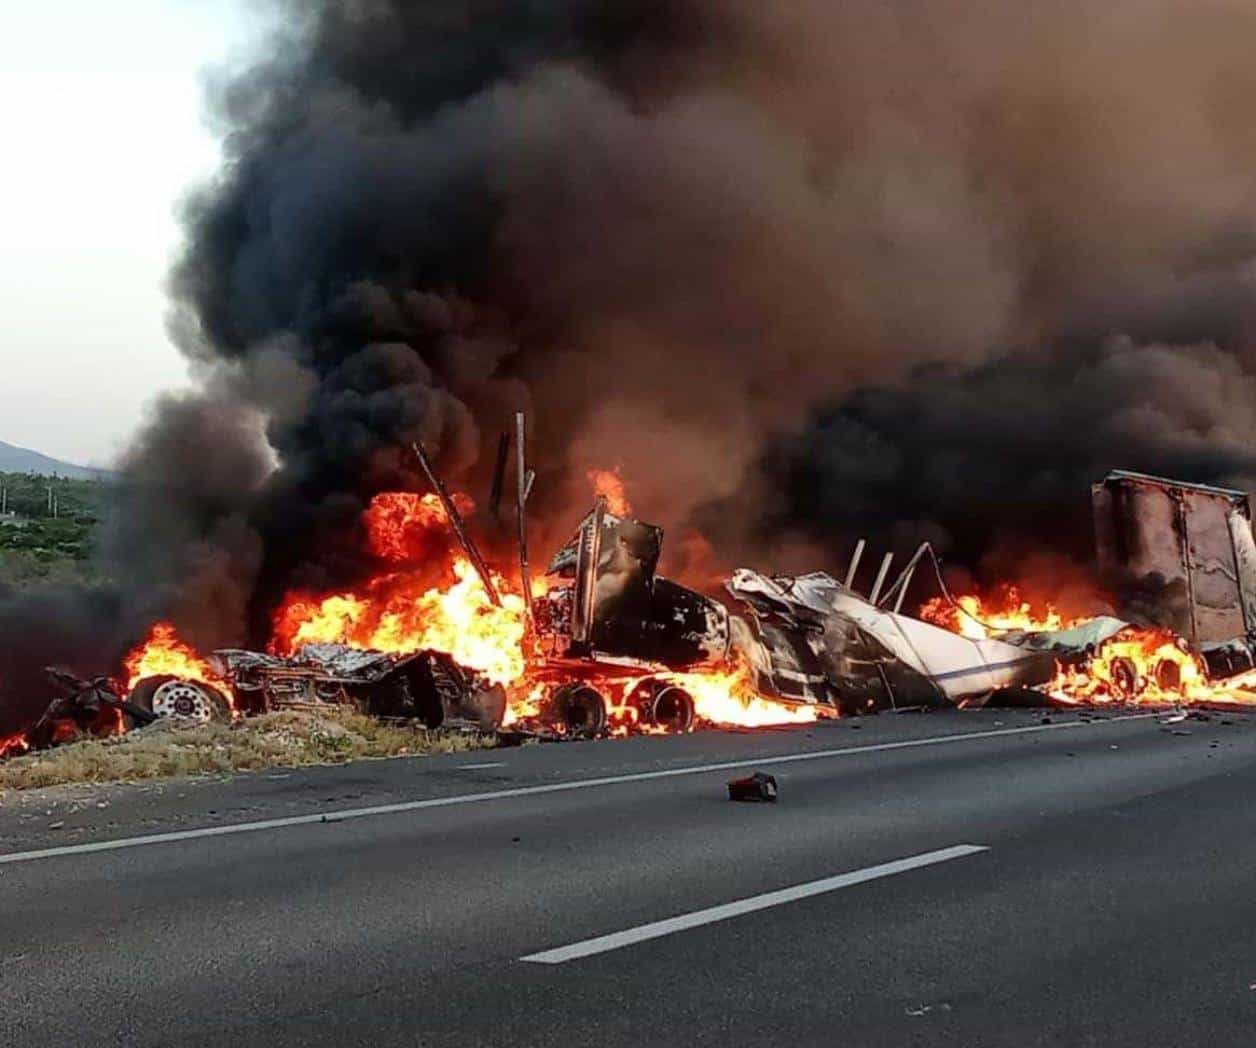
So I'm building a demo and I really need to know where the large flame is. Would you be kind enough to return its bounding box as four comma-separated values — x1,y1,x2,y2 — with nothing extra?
271,489,531,684
1048,626,1216,706
123,622,228,697
271,558,529,686
661,659,819,727
924,589,1256,708
919,588,1081,640
366,491,474,562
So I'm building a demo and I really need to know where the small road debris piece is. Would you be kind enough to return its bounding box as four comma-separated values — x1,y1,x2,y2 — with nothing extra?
727,771,778,802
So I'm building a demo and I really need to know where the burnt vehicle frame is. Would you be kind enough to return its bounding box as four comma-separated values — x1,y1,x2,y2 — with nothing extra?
527,496,732,736
198,644,505,729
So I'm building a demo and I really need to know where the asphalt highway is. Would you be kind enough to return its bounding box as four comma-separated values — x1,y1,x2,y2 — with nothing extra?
3,707,1256,1047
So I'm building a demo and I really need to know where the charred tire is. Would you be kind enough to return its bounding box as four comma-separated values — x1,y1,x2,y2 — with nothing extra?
638,682,695,733
553,684,607,739
1108,656,1142,701
129,675,232,723
1153,658,1182,692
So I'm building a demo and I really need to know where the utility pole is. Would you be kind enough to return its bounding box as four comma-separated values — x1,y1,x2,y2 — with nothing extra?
46,486,53,516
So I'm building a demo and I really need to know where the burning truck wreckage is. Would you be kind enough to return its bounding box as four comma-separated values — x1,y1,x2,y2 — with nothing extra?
8,436,1256,763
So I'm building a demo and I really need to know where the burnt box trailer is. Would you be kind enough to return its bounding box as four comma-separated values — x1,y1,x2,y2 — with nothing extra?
1092,469,1256,673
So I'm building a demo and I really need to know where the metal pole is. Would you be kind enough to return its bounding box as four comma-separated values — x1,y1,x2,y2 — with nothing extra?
868,552,894,605
488,431,510,519
411,440,502,607
515,412,534,625
881,542,931,612
843,538,866,590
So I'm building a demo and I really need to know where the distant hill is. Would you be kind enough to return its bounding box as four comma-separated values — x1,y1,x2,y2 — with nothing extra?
0,439,110,480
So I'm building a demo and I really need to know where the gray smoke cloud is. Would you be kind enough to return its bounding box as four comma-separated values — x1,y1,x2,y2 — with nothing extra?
9,0,1256,728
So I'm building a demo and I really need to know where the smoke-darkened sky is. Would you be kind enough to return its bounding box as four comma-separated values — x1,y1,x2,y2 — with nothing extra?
161,1,1256,579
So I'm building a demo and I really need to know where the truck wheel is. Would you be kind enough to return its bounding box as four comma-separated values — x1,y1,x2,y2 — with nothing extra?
635,681,695,733
1153,658,1182,693
1108,657,1141,702
554,684,607,739
130,675,231,723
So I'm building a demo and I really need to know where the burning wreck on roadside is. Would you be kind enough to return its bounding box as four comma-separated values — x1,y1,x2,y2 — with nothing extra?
7,458,1256,764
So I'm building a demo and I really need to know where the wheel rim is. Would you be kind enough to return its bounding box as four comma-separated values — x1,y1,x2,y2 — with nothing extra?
151,680,215,722
558,686,607,738
651,686,695,733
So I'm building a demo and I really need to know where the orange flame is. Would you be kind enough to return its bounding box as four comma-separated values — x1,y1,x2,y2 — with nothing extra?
926,589,1256,708
0,731,30,758
366,491,474,562
662,659,820,727
271,558,529,686
1048,626,1213,705
108,488,825,740
588,468,631,517
122,622,227,697
920,588,1081,641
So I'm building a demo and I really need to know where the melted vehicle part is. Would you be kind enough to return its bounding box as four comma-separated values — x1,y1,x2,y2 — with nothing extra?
726,570,1053,712
539,501,729,670
20,669,157,753
203,645,502,729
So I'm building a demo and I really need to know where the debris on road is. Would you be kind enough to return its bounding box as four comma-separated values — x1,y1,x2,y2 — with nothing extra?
727,772,778,802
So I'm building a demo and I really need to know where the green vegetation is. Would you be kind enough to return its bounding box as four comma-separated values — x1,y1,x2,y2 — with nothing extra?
0,707,497,790
0,472,108,582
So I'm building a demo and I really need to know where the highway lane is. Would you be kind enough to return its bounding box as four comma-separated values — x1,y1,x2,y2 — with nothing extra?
2,708,1254,1046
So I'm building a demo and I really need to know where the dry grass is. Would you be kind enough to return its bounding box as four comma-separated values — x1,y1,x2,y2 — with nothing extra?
0,708,496,791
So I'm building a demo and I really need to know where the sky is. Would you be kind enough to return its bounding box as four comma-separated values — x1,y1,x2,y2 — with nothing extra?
0,0,262,467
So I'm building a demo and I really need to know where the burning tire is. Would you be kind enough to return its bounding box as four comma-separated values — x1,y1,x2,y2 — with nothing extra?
553,683,607,739
634,680,696,733
1154,658,1182,693
1107,657,1142,701
129,675,232,723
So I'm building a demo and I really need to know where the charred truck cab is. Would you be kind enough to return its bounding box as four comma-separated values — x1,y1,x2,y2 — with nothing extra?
531,499,731,736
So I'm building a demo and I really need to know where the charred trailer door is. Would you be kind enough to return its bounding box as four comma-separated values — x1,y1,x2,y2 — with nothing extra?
1092,470,1256,644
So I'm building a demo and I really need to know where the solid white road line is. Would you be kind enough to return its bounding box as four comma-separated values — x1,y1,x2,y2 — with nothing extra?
0,715,1153,866
458,762,507,770
520,844,990,964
